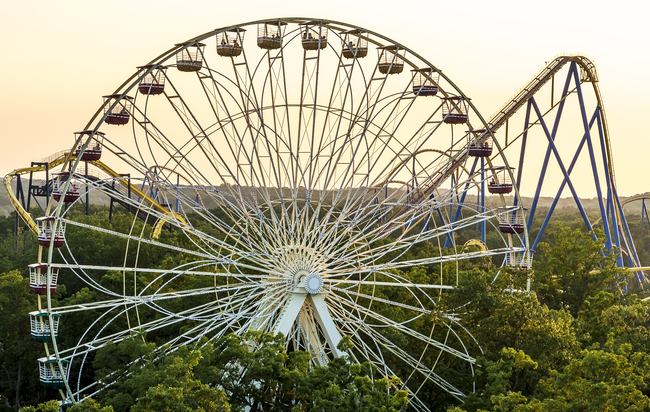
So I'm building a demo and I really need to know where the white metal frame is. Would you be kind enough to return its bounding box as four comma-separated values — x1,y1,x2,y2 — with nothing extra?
38,18,529,410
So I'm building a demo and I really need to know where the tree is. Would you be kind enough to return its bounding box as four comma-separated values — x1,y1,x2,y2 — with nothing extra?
533,226,626,316
0,271,48,410
531,348,650,410
130,351,229,412
68,399,114,412
17,400,59,412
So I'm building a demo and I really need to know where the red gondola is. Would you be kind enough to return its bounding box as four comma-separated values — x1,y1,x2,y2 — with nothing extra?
138,65,167,95
341,29,368,59
467,129,493,157
377,45,404,74
28,263,59,295
103,95,133,126
486,167,514,194
412,68,439,96
52,172,79,203
497,207,526,234
73,130,104,161
300,21,328,50
36,217,65,248
175,42,205,72
442,97,469,124
257,22,287,50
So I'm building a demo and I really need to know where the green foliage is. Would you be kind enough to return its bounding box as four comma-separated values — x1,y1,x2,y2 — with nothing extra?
533,226,627,316
130,351,229,412
3,204,650,411
0,271,50,409
17,400,60,412
90,331,409,412
68,399,114,412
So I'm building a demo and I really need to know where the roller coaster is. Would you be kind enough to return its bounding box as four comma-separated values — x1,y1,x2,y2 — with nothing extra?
3,18,647,409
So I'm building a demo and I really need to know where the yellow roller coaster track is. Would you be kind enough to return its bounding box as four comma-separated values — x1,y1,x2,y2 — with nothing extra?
3,150,183,238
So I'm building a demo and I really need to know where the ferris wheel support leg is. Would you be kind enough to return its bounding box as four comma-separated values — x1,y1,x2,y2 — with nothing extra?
309,294,343,358
270,292,307,337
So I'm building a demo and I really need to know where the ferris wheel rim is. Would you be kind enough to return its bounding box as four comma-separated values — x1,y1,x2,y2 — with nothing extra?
37,17,530,408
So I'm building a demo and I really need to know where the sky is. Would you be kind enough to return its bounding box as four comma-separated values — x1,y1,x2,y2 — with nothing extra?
1,0,648,197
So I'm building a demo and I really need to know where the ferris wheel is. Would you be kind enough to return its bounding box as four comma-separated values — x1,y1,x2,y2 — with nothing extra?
30,18,529,409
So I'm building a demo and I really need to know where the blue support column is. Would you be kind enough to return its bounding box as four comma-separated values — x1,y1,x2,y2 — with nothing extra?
514,102,533,208
526,64,574,226
594,109,625,266
529,98,595,236
531,127,589,251
572,69,613,250
613,184,642,272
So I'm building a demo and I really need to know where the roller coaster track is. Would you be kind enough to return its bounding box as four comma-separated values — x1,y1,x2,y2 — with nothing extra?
381,55,604,233
485,54,614,185
3,150,176,237
383,53,641,273
484,53,645,275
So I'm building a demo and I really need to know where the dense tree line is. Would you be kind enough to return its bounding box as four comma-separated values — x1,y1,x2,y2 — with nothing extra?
0,205,649,411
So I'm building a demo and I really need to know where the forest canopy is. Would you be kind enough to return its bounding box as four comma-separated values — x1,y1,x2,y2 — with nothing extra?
1,206,649,411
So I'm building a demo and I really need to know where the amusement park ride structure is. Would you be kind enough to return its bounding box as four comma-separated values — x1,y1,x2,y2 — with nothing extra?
2,18,646,409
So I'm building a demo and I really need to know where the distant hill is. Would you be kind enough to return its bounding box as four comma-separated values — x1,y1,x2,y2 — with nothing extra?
0,178,647,217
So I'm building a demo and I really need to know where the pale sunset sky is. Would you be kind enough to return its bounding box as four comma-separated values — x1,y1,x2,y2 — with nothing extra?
1,0,647,197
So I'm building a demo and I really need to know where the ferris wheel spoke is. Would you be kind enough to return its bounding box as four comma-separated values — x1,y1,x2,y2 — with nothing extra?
41,20,531,408
162,75,259,193
359,327,467,401
329,292,475,365
59,217,277,274
341,203,492,257
59,303,217,362
329,247,523,277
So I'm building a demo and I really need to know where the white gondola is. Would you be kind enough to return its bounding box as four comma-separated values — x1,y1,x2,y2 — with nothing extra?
38,357,69,389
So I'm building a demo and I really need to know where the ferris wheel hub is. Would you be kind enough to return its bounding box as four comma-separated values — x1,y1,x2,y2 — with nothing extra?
303,273,324,294
291,269,323,294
